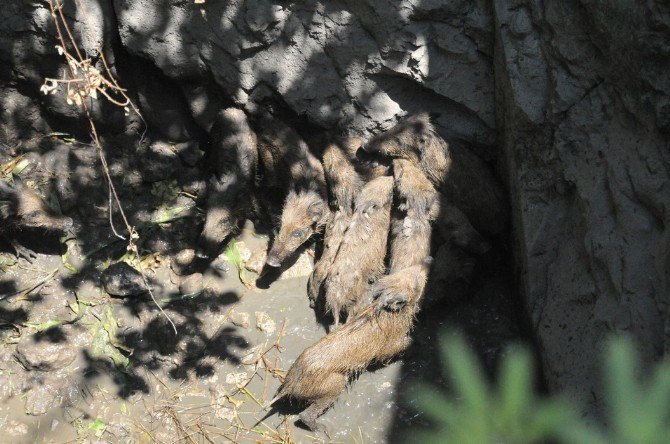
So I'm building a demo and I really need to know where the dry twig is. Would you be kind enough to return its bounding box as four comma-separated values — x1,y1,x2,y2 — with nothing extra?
43,0,176,333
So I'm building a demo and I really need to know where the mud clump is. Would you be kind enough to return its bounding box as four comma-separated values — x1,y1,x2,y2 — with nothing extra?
138,141,182,183
0,178,73,262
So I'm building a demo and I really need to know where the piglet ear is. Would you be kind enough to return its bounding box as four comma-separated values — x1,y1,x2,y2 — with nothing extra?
0,199,15,219
307,200,325,221
0,180,15,195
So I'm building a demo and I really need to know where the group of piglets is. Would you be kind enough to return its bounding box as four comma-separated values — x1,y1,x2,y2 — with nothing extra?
198,109,507,433
0,107,506,433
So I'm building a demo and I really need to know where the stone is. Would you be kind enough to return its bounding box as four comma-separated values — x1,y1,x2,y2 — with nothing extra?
101,262,146,297
179,273,203,295
171,248,196,276
15,326,85,371
228,310,250,329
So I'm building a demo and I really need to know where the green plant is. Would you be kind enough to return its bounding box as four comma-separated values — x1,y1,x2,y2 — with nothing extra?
410,334,670,444
410,333,574,443
561,337,670,444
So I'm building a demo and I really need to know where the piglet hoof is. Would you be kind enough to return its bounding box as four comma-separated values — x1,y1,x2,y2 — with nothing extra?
374,293,409,316
299,416,330,437
14,245,37,263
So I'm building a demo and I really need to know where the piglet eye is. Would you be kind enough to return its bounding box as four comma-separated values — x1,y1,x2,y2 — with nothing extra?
28,211,40,218
292,229,304,238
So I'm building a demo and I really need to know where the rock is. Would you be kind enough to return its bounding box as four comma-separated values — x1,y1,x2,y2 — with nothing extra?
4,420,28,437
180,82,227,132
15,327,82,371
24,378,65,416
179,273,203,295
138,141,181,183
225,371,249,387
171,248,196,275
0,0,667,425
493,0,670,416
0,374,12,402
0,88,51,151
130,59,201,142
254,311,276,335
228,310,250,329
101,262,146,297
245,248,267,274
41,143,78,212
179,168,207,198
234,241,252,262
279,250,314,280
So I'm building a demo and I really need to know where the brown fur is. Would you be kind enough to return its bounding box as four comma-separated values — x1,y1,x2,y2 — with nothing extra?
198,108,258,258
307,209,350,306
0,179,73,261
386,159,437,273
371,259,432,314
322,138,364,213
255,112,326,194
323,176,393,326
307,137,367,305
266,189,328,267
393,159,439,219
363,113,508,235
254,113,329,267
274,260,430,432
388,214,433,273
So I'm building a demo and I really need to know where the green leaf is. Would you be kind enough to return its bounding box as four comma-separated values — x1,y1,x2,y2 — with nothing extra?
498,345,533,435
24,319,63,332
225,239,242,270
12,158,30,175
88,419,106,438
441,334,489,418
151,204,194,224
605,337,639,438
410,384,456,424
558,421,609,444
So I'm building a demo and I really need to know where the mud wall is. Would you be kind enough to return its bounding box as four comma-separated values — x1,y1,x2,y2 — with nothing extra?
1,0,669,415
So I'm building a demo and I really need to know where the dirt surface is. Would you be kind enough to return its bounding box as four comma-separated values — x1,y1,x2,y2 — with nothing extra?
0,144,524,443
